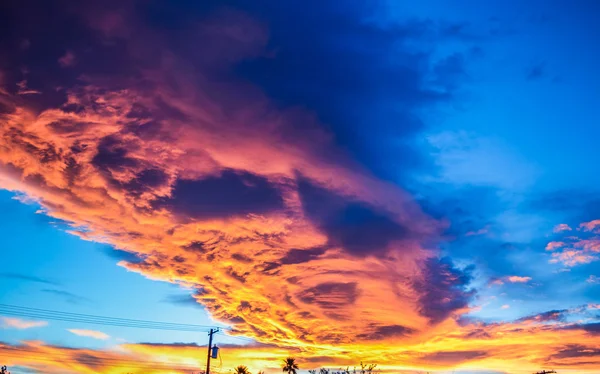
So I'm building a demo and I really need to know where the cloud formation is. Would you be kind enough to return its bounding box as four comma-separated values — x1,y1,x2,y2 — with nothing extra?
547,223,600,266
0,1,599,373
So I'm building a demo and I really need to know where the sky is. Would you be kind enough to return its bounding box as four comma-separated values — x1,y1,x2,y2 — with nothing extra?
0,0,599,373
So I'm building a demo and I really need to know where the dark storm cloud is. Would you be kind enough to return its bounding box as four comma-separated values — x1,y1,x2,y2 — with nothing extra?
298,178,410,256
280,247,327,265
92,136,139,174
156,170,284,220
414,257,475,323
297,282,359,309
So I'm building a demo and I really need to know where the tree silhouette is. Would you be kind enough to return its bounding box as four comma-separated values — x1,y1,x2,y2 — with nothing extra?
234,365,251,374
282,357,299,374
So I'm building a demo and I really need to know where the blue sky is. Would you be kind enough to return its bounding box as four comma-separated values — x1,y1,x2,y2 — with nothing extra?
0,0,599,373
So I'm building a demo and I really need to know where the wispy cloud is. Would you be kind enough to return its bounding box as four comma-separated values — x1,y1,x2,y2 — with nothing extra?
1,317,48,329
586,275,599,284
506,276,532,283
68,329,110,340
553,223,572,233
0,273,58,286
490,275,532,285
41,289,91,305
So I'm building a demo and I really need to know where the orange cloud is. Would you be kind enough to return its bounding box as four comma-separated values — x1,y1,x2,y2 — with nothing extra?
506,276,532,283
1,317,47,329
68,329,110,340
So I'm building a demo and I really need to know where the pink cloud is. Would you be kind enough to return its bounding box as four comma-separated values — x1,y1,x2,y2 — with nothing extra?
550,250,597,267
58,51,76,67
553,223,572,233
580,219,600,232
545,241,565,251
1,317,48,329
506,276,532,283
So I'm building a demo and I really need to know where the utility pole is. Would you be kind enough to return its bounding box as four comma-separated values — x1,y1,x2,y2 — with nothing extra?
206,328,219,374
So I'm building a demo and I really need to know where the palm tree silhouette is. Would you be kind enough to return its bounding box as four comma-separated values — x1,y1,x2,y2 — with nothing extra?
283,357,299,374
234,365,251,374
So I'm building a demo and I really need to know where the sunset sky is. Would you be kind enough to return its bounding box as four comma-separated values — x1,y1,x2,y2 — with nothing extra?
1,1,599,373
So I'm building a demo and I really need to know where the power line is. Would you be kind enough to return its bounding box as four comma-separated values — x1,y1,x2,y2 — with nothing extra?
217,331,255,343
0,304,227,332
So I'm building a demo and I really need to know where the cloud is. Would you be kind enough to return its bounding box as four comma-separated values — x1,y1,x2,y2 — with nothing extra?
0,1,597,373
547,223,600,266
506,276,532,283
465,225,489,236
162,293,205,308
553,223,572,233
517,309,567,323
68,329,110,340
501,304,510,309
413,257,475,324
419,350,488,365
1,317,47,329
489,275,531,286
581,219,600,233
155,170,285,220
587,275,600,284
545,241,565,251
41,289,91,304
0,0,450,353
58,51,76,68
0,272,58,285
3,319,600,374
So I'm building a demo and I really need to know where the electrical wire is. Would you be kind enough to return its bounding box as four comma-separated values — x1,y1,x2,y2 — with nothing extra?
0,304,227,332
217,331,256,343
